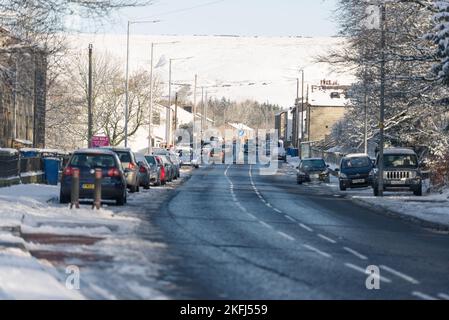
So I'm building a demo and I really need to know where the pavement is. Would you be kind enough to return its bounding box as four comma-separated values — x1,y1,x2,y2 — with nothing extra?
153,163,449,300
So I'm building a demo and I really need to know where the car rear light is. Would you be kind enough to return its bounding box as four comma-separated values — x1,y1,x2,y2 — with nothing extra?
160,167,165,180
128,163,136,170
63,166,74,176
108,168,121,177
139,166,147,173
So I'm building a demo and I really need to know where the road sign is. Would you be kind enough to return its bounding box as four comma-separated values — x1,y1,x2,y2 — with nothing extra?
91,136,110,148
239,130,245,137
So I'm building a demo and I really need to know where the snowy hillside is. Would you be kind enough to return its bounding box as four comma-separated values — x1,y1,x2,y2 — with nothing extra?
67,34,354,107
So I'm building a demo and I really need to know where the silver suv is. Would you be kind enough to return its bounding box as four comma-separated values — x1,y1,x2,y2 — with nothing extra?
372,148,422,196
102,147,140,193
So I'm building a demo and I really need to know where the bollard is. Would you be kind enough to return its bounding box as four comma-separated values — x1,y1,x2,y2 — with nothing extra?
70,168,80,209
93,168,102,210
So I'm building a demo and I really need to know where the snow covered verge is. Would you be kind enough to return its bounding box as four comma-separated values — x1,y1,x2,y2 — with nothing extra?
286,157,449,230
0,177,191,299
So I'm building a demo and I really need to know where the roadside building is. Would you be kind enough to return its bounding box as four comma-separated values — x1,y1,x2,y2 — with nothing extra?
0,27,47,149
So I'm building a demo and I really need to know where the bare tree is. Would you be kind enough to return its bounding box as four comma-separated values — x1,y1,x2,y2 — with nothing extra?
46,52,162,148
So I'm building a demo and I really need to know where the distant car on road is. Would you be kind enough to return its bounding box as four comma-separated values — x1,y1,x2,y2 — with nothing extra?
372,148,423,196
102,147,140,193
60,149,127,205
336,154,374,191
297,158,330,184
176,146,199,168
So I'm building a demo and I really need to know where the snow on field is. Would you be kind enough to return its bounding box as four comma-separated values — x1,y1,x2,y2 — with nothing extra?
0,183,171,299
286,158,449,228
67,34,354,107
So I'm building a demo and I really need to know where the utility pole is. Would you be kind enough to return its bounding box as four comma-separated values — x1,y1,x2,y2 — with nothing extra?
193,74,198,150
378,3,386,197
174,92,178,146
296,78,300,150
148,43,154,154
124,21,130,148
166,58,172,148
364,63,369,155
88,44,93,148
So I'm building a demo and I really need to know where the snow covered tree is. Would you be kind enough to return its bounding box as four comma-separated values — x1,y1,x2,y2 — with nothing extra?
428,1,449,85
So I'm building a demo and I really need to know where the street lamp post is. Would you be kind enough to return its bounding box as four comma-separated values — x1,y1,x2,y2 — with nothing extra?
124,19,159,148
378,3,386,197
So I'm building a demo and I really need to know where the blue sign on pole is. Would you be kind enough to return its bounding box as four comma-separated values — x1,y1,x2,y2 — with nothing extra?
239,130,245,137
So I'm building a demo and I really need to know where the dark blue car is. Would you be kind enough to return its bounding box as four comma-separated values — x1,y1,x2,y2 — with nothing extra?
60,149,127,205
336,154,374,191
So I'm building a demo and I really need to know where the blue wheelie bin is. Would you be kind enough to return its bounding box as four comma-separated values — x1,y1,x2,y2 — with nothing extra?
43,158,61,185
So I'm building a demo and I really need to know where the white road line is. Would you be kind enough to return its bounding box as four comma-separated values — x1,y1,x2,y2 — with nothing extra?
343,247,368,260
303,244,332,258
266,203,272,208
299,223,314,232
344,263,392,283
259,221,274,230
318,234,337,244
284,215,296,223
380,265,420,285
412,291,438,300
438,293,449,300
278,231,295,241
274,208,282,214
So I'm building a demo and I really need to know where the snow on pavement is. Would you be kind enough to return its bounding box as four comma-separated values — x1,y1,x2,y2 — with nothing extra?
286,158,449,229
0,179,188,299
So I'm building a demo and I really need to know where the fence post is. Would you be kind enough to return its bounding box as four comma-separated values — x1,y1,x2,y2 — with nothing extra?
70,168,80,209
93,168,102,210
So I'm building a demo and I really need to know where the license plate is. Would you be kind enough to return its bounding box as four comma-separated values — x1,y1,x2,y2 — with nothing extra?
82,184,95,190
390,180,405,185
311,174,319,179
353,179,365,184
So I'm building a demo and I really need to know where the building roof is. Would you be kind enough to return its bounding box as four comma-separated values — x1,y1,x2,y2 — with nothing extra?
383,148,416,155
308,83,350,107
227,122,254,132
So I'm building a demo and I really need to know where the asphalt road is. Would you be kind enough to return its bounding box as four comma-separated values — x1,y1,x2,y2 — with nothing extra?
154,163,449,300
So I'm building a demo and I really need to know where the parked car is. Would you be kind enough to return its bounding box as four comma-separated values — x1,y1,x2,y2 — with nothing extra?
102,147,140,193
276,140,287,162
144,155,162,186
176,146,199,168
168,151,181,179
372,148,423,196
159,155,175,182
297,158,330,184
336,154,374,191
60,149,127,206
154,156,167,185
135,155,155,190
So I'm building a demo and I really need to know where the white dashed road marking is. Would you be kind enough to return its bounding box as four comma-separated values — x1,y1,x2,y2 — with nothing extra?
380,265,420,285
299,223,314,233
412,291,438,300
318,234,337,244
343,247,368,260
438,293,449,300
285,215,295,223
303,244,332,258
344,263,392,283
259,221,274,230
278,231,295,241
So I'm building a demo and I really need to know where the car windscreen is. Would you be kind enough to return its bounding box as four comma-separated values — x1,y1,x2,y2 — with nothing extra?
116,151,132,163
145,156,156,165
301,159,326,170
383,154,418,168
70,154,117,168
342,157,372,169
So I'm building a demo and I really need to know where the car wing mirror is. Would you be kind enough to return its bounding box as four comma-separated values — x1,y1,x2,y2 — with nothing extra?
334,168,340,172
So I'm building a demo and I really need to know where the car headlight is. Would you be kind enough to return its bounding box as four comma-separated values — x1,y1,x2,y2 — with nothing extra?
340,173,347,179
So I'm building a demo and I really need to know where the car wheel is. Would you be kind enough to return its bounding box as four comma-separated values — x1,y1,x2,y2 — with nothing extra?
297,179,302,185
373,185,379,197
130,185,137,193
339,181,347,191
116,191,126,206
413,186,423,196
144,183,150,190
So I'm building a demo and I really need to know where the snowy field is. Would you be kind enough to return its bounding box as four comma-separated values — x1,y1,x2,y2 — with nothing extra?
286,157,449,229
